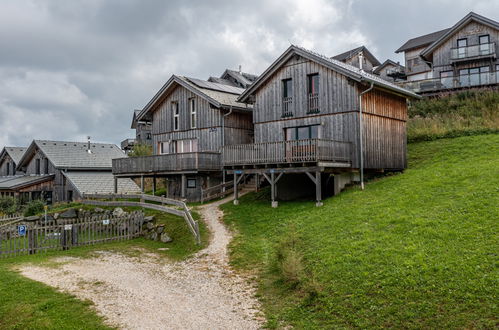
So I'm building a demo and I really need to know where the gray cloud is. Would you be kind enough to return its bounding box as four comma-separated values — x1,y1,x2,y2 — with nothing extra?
0,0,496,147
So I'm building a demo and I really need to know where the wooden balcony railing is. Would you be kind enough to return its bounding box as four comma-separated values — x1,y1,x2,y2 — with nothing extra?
451,42,496,62
112,152,221,175
282,96,293,117
223,139,352,166
307,93,319,113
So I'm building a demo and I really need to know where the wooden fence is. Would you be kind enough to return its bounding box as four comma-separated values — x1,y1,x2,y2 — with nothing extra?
0,212,144,258
200,181,234,203
0,213,23,223
82,193,201,244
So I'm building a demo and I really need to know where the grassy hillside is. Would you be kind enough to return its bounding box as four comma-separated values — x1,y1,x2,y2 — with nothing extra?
222,134,499,329
408,89,499,142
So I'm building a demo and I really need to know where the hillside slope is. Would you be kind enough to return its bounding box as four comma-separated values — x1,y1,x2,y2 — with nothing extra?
222,134,499,329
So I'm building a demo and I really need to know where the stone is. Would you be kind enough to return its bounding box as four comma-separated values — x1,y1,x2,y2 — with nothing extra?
53,213,59,220
112,207,125,217
144,216,155,223
59,208,77,219
151,232,158,241
146,222,154,230
24,215,39,222
94,207,105,213
156,225,165,234
160,233,173,243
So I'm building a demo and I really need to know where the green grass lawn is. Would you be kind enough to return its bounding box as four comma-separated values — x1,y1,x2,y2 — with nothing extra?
0,204,209,329
221,134,499,329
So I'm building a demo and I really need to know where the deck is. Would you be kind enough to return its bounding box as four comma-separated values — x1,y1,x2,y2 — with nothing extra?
222,139,352,169
112,152,221,176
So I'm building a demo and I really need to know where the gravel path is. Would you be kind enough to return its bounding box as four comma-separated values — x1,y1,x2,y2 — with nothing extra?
20,196,264,329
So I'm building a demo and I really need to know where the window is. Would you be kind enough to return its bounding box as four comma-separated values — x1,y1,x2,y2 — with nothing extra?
146,133,152,140
459,66,489,86
479,35,491,55
159,142,170,154
307,74,319,113
187,178,196,188
174,139,198,153
189,98,197,129
35,159,40,175
12,162,15,176
67,190,73,202
282,79,293,117
172,102,179,131
6,162,10,176
457,38,467,58
285,125,319,141
440,71,453,89
44,158,49,175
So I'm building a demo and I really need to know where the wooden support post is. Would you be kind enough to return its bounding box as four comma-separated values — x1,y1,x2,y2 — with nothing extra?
152,176,157,196
28,228,37,255
181,175,186,199
233,172,239,205
140,176,145,193
315,171,323,207
255,173,259,191
271,171,278,208
113,177,118,194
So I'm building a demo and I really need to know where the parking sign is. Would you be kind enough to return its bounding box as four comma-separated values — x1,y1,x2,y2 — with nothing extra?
18,225,27,237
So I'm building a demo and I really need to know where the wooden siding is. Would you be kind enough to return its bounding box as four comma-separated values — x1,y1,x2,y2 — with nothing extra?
0,155,15,176
253,56,359,124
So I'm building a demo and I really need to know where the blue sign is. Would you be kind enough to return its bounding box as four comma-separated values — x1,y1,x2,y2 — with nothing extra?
18,225,27,237
270,169,275,173
235,170,243,174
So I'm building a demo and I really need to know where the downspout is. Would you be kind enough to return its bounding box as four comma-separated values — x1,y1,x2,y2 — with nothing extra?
221,106,233,187
358,81,374,190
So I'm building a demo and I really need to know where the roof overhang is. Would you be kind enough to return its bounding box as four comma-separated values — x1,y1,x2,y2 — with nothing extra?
0,175,54,191
373,59,402,74
421,12,499,58
16,140,39,171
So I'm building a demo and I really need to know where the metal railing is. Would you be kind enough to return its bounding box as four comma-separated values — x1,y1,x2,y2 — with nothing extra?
113,152,221,175
223,139,352,166
282,96,293,117
307,93,319,113
451,42,496,61
398,71,499,93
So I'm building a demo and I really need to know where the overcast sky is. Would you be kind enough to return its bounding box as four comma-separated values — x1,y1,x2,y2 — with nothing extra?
0,0,497,147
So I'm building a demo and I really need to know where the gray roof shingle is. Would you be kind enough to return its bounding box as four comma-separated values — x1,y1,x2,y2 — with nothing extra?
63,171,140,195
332,46,381,66
0,147,26,164
0,175,53,189
395,28,450,53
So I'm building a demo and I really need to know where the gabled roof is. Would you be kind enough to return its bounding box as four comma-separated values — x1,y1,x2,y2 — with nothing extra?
62,171,140,195
0,175,54,190
131,110,141,129
420,12,499,57
332,46,381,67
238,45,420,103
207,76,239,87
0,147,26,165
372,59,405,75
395,28,450,53
17,140,126,170
137,75,251,122
220,69,258,88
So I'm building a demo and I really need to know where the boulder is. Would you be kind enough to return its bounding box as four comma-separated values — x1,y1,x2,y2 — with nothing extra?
112,207,125,217
53,213,59,220
59,208,77,219
151,232,158,241
160,233,173,243
156,225,165,234
94,207,105,213
146,222,154,230
24,215,39,222
144,215,155,222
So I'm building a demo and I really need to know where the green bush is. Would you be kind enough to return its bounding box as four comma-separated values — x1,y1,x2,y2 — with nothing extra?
128,143,153,157
23,199,45,217
0,196,19,215
408,89,499,142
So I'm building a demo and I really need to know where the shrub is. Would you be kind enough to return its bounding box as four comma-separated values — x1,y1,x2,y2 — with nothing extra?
129,144,153,157
275,225,306,287
0,196,19,215
23,199,45,217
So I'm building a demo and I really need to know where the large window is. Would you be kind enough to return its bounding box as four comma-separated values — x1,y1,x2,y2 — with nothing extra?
189,98,197,129
35,159,40,175
285,125,319,141
175,139,198,153
172,102,179,131
479,35,490,55
44,158,49,175
159,141,170,154
440,71,454,89
282,78,293,117
459,66,489,86
307,74,319,113
457,38,468,58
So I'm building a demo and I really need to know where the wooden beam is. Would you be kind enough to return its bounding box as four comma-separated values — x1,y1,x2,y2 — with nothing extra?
181,175,186,199
233,172,239,205
315,171,323,207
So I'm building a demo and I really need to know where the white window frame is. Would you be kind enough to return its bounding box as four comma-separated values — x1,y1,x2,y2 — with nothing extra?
189,98,197,129
172,102,179,131
159,142,170,154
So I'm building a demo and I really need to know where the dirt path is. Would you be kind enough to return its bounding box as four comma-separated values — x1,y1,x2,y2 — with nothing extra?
20,196,264,329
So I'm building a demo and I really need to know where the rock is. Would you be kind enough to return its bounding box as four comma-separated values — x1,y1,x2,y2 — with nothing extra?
53,213,59,220
60,208,77,219
160,233,173,243
112,207,125,217
151,232,158,241
156,225,165,234
146,222,154,230
24,215,39,222
144,216,155,223
94,207,105,213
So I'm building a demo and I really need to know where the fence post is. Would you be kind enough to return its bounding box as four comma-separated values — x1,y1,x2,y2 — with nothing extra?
28,227,37,255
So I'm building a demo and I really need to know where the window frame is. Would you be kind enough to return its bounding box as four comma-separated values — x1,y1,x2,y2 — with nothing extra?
189,98,197,129
282,78,292,98
284,125,320,141
187,178,197,188
479,34,490,44
35,158,41,175
172,101,180,131
44,158,49,175
6,162,10,176
307,73,319,95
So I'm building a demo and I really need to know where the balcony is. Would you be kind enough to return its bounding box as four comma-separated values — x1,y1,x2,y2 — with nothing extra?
223,139,352,167
450,42,496,63
386,67,406,79
282,96,293,117
120,138,135,151
397,70,499,94
112,152,221,176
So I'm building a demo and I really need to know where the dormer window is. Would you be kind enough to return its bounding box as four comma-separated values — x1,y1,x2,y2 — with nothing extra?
172,101,179,131
282,78,293,117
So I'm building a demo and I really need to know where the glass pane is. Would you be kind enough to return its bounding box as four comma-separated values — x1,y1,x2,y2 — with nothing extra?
283,80,292,98
457,39,467,47
297,127,309,140
310,125,319,139
285,128,295,141
479,35,489,44
191,139,198,152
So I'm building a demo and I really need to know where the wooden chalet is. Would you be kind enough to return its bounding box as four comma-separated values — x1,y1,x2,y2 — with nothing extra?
373,59,407,82
208,68,258,88
121,110,153,154
112,75,254,202
0,147,25,177
395,12,499,94
2,140,139,203
332,46,381,73
223,45,420,207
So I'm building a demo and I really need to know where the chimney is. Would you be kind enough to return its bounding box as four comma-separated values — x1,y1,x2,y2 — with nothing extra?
358,52,364,71
87,136,92,154
238,65,242,74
